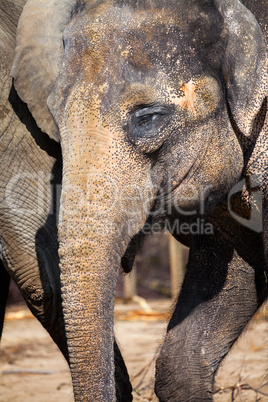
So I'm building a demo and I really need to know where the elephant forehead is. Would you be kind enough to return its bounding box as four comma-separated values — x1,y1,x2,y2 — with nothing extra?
52,1,224,122
68,4,179,41
64,5,198,76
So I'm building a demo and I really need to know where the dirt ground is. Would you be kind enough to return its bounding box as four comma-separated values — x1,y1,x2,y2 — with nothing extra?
0,300,267,402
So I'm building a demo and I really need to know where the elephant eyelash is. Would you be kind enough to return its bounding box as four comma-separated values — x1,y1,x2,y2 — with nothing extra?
135,113,157,127
129,104,172,120
130,102,160,114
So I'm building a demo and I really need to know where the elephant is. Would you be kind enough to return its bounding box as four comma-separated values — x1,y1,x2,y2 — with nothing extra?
0,0,267,400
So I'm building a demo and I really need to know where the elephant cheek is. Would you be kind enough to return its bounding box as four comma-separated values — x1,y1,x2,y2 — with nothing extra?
172,124,244,217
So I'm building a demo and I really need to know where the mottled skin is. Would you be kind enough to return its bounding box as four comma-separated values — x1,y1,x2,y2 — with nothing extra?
0,0,67,349
0,0,267,401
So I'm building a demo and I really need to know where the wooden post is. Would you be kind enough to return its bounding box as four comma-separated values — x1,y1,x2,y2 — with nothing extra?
169,235,186,298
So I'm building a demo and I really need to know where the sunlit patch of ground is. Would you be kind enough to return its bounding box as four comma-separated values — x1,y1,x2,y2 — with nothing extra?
0,300,267,402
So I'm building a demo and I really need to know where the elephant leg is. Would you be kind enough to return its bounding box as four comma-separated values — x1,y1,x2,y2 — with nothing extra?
114,339,133,401
155,233,260,401
0,260,10,339
17,254,69,361
2,232,69,360
11,256,69,361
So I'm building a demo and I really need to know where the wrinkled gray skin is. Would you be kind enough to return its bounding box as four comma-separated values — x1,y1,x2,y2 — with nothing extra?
0,0,267,401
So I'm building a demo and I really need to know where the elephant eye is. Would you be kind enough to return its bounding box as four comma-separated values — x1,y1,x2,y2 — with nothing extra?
133,105,169,128
135,111,164,129
127,104,173,152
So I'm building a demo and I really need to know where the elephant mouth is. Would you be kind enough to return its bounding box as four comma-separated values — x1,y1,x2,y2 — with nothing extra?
121,231,145,273
121,186,168,273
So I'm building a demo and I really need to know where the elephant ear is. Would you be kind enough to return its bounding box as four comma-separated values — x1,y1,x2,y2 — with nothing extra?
11,0,77,142
215,0,267,136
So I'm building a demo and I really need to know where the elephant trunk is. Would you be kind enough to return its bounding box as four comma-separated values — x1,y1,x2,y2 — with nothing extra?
58,164,126,400
59,232,119,400
57,121,138,401
58,184,122,400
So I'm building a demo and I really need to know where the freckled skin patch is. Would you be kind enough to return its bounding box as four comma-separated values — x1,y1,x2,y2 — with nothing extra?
178,80,197,113
177,77,222,117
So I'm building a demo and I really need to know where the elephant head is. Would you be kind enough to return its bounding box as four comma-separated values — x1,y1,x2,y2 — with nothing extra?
11,0,267,400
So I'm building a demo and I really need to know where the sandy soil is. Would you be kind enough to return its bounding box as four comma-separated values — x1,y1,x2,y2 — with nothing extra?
0,300,267,402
